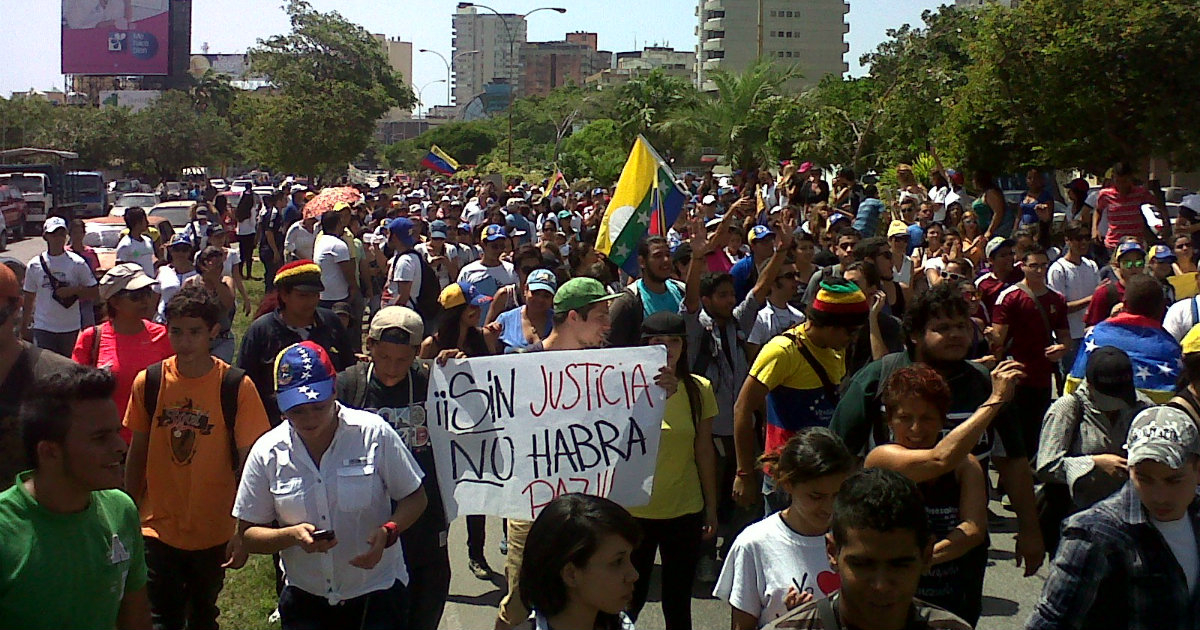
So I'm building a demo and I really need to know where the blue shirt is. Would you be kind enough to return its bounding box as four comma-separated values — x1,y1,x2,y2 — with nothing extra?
854,198,884,236
496,305,552,353
730,255,757,302
637,279,684,317
906,224,925,256
283,201,301,228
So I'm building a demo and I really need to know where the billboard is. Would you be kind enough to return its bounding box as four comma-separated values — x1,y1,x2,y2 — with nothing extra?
62,0,170,75
99,89,161,112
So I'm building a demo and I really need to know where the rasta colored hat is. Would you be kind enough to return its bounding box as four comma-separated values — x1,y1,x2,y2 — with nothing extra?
810,279,869,326
274,260,324,293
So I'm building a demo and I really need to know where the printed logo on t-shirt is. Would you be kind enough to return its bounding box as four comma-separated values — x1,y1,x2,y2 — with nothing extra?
369,404,429,452
156,400,215,465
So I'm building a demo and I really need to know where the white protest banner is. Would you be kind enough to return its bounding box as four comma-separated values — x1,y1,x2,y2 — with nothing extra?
427,346,667,520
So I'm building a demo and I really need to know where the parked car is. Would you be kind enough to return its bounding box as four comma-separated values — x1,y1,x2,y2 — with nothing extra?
209,178,228,192
107,179,145,206
0,184,28,246
230,179,254,193
162,181,185,200
148,200,195,229
83,215,175,273
109,192,161,217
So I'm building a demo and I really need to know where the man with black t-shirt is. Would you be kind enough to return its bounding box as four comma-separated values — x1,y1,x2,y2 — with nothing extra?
337,306,448,630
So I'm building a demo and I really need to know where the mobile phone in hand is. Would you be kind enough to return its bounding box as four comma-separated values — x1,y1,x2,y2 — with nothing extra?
311,529,335,542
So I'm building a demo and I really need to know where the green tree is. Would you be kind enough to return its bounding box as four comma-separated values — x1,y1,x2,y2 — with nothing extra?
0,97,57,151
558,119,627,184
382,121,497,171
614,70,699,153
127,91,234,178
190,69,237,118
32,104,133,168
771,76,880,170
242,0,415,175
660,58,802,170
945,0,1200,172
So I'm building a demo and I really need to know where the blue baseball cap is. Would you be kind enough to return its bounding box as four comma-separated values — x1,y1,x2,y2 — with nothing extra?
1116,241,1146,258
1150,244,1176,261
387,217,415,245
428,220,448,239
274,341,337,413
748,225,775,244
526,268,558,294
483,224,508,242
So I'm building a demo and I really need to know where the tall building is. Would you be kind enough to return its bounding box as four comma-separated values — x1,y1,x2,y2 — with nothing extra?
695,0,849,92
373,34,414,120
519,33,611,98
452,7,527,108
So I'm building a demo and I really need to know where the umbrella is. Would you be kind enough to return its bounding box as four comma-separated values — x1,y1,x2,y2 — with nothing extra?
302,186,364,219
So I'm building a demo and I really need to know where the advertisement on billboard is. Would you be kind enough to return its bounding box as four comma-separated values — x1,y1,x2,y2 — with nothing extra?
99,90,161,112
62,0,170,75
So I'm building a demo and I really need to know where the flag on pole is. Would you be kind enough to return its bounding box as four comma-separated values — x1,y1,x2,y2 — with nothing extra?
420,145,460,176
548,168,568,192
595,136,688,276
1065,313,1183,403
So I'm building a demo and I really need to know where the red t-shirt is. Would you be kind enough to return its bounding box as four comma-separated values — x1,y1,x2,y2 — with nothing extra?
72,320,175,442
1083,281,1124,328
1097,186,1156,248
993,284,1069,388
976,268,1025,320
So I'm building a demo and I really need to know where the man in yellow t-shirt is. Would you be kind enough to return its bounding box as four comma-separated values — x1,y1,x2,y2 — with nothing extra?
732,279,869,514
124,284,271,629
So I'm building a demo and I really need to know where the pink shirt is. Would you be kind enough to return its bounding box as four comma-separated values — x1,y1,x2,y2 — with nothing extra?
1097,185,1156,248
72,320,174,442
705,250,734,273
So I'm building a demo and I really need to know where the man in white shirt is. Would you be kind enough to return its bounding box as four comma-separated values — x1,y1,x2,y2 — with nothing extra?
456,225,517,299
380,217,422,312
284,215,317,262
415,220,459,290
1047,221,1101,371
21,217,99,356
312,211,357,309
233,341,428,628
115,207,158,277
747,261,806,361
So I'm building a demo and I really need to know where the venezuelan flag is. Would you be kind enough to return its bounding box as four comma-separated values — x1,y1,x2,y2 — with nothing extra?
1065,313,1183,403
420,145,459,176
595,136,688,275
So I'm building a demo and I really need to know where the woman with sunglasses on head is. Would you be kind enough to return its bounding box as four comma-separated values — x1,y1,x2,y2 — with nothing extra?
72,263,174,443
183,246,237,362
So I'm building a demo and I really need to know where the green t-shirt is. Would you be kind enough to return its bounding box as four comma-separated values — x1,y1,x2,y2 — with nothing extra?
0,472,147,629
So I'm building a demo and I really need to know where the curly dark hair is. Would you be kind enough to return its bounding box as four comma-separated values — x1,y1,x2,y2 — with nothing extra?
164,284,222,327
902,281,971,349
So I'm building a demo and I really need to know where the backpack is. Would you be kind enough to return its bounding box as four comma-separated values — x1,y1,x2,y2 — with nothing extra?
399,251,442,321
142,361,246,471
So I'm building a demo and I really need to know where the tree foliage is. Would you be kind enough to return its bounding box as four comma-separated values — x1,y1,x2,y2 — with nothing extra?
127,91,234,177
558,119,627,185
243,0,415,175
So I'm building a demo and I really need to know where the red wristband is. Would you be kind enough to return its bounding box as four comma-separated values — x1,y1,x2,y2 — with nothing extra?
383,521,399,548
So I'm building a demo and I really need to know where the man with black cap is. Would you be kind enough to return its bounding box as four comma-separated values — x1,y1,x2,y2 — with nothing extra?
236,261,353,428
1036,346,1153,552
1029,405,1200,630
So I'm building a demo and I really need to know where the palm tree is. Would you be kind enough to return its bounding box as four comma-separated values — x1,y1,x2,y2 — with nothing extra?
658,57,802,170
615,70,699,149
190,69,237,117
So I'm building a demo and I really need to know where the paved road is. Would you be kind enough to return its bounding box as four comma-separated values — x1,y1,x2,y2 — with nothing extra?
0,231,48,269
437,484,1048,629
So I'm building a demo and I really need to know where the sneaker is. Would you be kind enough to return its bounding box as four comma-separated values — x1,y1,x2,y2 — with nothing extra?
696,554,719,583
499,536,508,555
469,557,492,580
267,608,281,624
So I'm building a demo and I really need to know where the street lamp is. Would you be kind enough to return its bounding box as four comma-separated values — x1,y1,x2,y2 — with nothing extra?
419,48,480,107
456,2,567,166
416,79,447,118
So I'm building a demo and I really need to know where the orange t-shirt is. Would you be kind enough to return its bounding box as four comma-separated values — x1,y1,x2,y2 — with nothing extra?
124,356,271,550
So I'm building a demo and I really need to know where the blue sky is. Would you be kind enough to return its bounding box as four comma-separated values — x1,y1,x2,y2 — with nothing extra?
1,0,936,104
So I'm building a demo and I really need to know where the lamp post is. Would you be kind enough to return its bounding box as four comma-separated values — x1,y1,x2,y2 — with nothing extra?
416,79,446,118
456,2,566,166
419,48,480,107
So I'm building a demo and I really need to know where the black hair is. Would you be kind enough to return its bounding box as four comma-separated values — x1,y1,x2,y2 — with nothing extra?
863,184,879,198
700,272,734,298
520,494,642,619
835,225,861,241
852,236,888,262
829,468,930,550
759,427,856,487
1022,244,1048,261
1123,273,1164,318
1112,161,1136,178
793,230,816,245
902,281,970,347
320,210,341,234
838,168,856,181
844,260,880,290
164,283,223,327
1062,220,1089,242
514,244,543,268
124,206,147,230
21,366,117,467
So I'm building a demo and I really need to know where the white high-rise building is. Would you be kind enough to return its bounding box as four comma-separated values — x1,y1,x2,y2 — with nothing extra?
452,6,527,108
695,0,849,92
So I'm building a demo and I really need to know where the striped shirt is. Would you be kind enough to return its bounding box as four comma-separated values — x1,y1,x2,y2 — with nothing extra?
1096,186,1156,248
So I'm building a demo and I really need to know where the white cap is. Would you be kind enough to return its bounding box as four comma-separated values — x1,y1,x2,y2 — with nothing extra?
1181,194,1200,215
702,194,717,205
44,216,67,233
440,195,451,202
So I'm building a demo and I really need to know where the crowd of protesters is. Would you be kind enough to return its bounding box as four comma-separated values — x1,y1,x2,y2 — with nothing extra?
2,159,1200,630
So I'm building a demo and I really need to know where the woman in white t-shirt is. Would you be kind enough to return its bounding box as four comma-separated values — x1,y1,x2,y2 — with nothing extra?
713,428,856,629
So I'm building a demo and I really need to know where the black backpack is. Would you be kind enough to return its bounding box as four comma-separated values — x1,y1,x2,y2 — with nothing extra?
142,362,246,470
397,251,442,321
